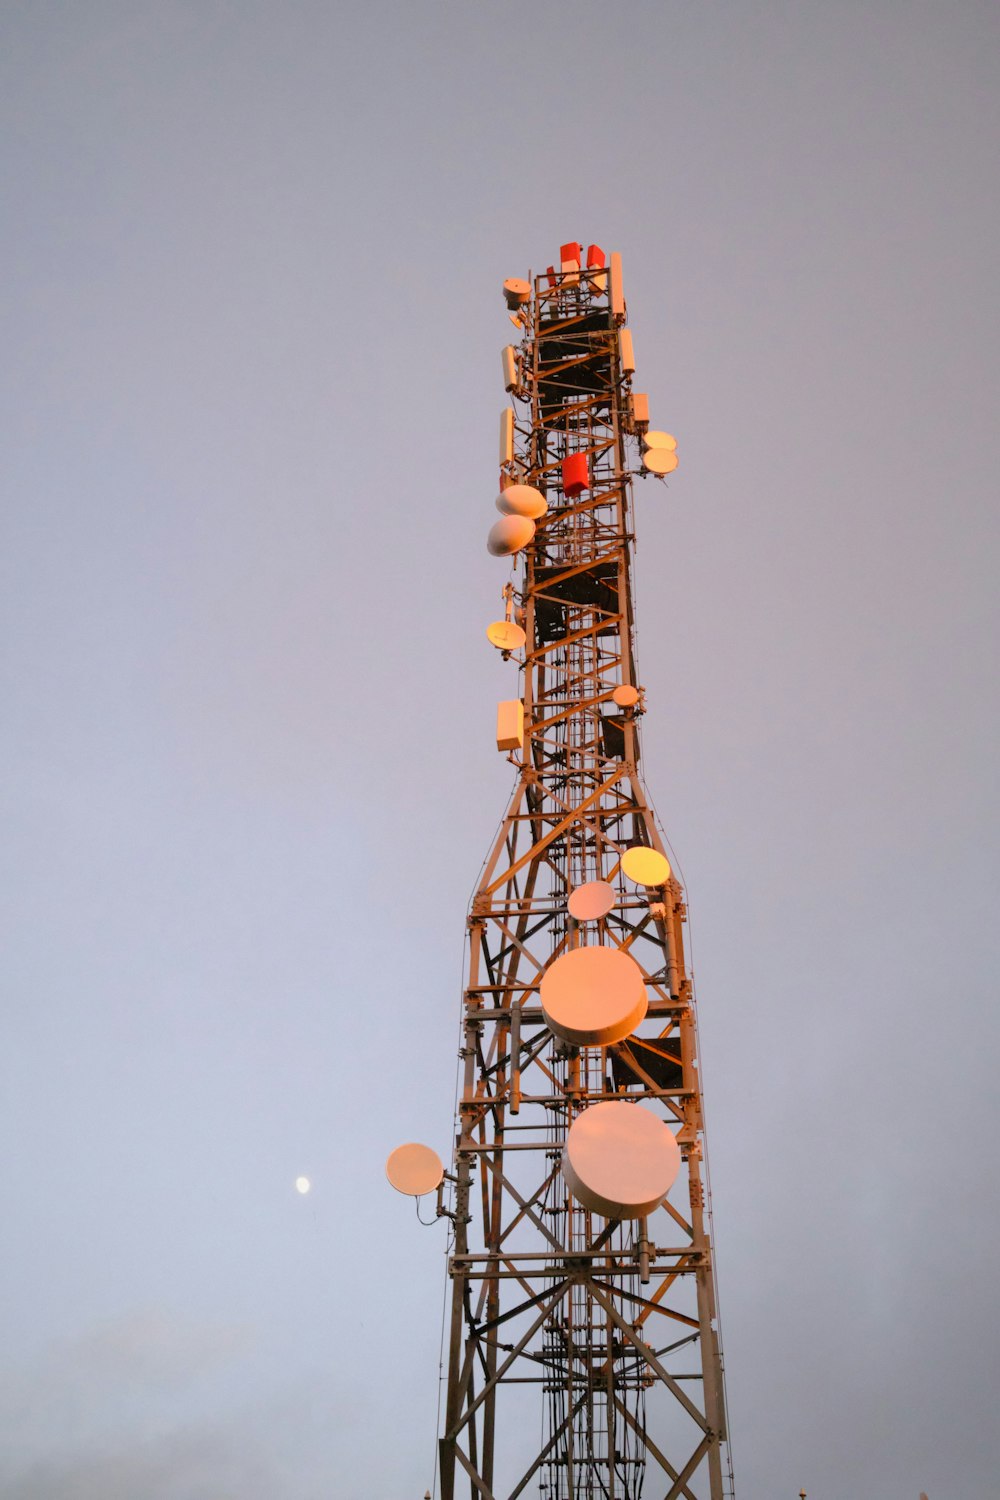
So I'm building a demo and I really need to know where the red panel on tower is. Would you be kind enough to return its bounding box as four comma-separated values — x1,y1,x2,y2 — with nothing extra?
586,244,606,269
562,453,590,498
545,265,557,287
560,241,582,266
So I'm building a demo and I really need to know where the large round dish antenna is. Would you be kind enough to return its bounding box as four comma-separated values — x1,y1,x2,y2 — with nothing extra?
642,449,679,476
385,1142,444,1197
540,945,647,1047
567,880,616,922
612,684,640,708
621,846,671,887
642,430,677,452
487,515,536,557
486,620,527,652
496,485,548,520
562,1102,681,1218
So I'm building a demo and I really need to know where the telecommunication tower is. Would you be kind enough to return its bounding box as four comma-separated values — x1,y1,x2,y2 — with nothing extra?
388,243,732,1500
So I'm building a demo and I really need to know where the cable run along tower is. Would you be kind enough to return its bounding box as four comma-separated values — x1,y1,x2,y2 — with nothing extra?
388,243,731,1500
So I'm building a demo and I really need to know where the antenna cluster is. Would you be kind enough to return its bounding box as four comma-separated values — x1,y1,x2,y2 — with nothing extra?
385,243,731,1500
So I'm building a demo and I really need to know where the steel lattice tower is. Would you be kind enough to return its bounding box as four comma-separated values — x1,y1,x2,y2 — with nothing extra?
435,246,731,1500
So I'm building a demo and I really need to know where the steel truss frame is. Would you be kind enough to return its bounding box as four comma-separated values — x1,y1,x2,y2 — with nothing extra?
439,264,731,1500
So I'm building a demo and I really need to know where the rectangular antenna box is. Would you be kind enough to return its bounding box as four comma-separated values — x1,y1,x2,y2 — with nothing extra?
496,699,525,752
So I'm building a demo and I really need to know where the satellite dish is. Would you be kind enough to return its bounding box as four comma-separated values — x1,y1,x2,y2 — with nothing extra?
385,1142,444,1197
642,430,677,452
642,448,679,475
487,514,535,556
612,684,639,708
503,277,530,309
540,945,647,1047
567,880,616,921
486,619,526,651
621,846,671,886
562,1101,681,1218
495,484,548,520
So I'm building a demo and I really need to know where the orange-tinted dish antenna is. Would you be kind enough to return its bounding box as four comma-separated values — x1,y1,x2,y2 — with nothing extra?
642,449,679,475
540,945,647,1047
503,278,530,309
562,1102,681,1218
612,684,640,708
486,620,527,651
567,881,616,921
642,431,677,452
385,1142,444,1197
621,846,671,886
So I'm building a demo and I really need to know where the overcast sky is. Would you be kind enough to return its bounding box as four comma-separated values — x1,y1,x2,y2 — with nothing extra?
2,4,998,1498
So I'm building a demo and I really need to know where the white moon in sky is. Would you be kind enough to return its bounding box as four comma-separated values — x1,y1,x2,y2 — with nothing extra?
295,1176,311,1194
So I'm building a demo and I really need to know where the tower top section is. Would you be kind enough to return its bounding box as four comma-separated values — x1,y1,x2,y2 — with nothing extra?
490,240,678,570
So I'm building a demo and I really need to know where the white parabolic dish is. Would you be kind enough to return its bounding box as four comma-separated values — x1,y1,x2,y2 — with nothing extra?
562,1101,681,1218
487,514,536,556
642,448,679,475
540,944,647,1047
567,880,617,922
385,1142,444,1197
642,430,677,452
495,485,548,520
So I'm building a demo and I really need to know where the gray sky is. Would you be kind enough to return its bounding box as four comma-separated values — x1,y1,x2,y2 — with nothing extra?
2,3,998,1497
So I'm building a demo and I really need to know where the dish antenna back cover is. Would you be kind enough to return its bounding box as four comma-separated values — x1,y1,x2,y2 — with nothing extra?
562,1101,681,1218
540,944,647,1047
642,449,679,475
567,880,616,921
385,1142,444,1197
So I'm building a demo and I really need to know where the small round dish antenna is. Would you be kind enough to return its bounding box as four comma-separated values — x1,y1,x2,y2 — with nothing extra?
621,846,671,887
540,945,647,1047
642,430,677,452
496,484,548,520
567,880,616,922
486,620,527,652
385,1142,444,1198
642,448,679,475
562,1102,681,1218
503,277,530,309
612,684,640,708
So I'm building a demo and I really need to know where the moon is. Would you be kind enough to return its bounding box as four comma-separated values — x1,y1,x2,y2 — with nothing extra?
295,1176,311,1194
